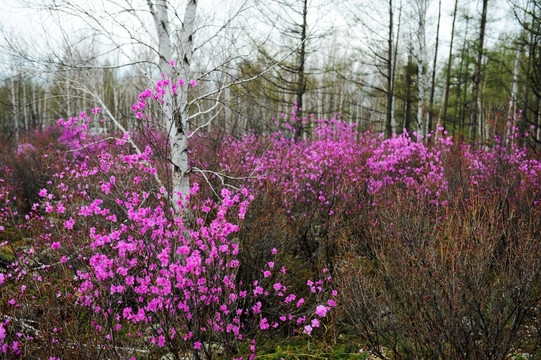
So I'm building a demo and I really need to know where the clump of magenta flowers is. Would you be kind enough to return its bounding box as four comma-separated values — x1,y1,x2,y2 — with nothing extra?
0,75,336,359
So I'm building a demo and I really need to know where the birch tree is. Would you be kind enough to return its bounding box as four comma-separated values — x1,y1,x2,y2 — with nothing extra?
9,76,19,141
412,0,429,137
427,0,441,136
147,0,197,209
4,0,258,212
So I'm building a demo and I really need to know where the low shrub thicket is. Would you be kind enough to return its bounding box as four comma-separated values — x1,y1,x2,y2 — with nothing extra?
0,82,540,358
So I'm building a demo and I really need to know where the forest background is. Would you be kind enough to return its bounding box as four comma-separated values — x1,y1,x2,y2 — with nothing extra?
0,0,539,143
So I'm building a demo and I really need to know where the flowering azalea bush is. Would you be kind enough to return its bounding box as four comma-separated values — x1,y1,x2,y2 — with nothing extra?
0,79,337,359
188,119,541,359
337,137,541,358
365,129,451,199
1,71,541,358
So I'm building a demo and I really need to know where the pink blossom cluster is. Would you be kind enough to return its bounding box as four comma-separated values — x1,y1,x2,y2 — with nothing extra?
1,72,540,358
0,76,337,358
206,119,454,224
464,135,541,193
365,130,450,199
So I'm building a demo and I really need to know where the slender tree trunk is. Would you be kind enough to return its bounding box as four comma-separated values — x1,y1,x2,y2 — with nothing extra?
351,99,356,126
404,48,413,133
508,45,521,143
470,0,488,141
22,77,28,131
385,0,394,137
415,0,428,137
442,0,459,133
338,86,344,120
428,0,442,138
10,77,19,141
528,33,541,138
391,0,402,133
113,79,118,120
536,23,541,148
42,89,48,128
66,77,71,118
148,0,197,211
32,84,37,128
455,13,470,136
480,70,487,140
534,95,541,149
295,0,308,141
460,69,469,131
36,85,41,129
223,85,232,132
520,38,537,145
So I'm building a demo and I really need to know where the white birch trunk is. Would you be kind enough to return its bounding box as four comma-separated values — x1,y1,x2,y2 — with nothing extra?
149,0,197,212
223,85,231,132
113,80,118,120
43,93,48,128
36,86,41,129
22,79,28,130
391,92,397,133
10,78,19,141
480,74,487,141
66,78,71,118
415,0,427,138
484,108,489,142
507,46,521,144
537,112,540,144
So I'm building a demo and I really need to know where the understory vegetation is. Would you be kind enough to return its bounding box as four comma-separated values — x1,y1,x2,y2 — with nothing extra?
2,0,541,358
0,87,540,359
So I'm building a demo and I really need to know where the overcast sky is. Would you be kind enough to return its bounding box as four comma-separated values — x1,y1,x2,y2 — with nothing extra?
0,0,521,75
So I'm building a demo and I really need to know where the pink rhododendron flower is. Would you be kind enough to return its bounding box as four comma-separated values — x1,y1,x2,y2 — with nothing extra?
260,318,269,330
315,305,328,317
63,217,75,229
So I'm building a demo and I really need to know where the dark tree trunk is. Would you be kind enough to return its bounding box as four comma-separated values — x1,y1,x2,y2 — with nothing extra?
404,50,414,133
385,0,394,137
442,0,458,133
295,0,308,141
455,12,470,136
428,0,442,138
470,0,488,141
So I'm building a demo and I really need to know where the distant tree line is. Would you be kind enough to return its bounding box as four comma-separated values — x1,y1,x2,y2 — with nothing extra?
0,0,539,148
